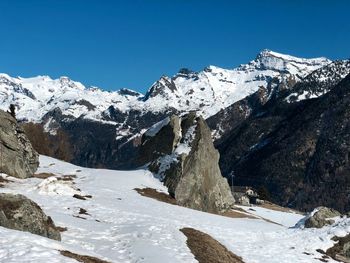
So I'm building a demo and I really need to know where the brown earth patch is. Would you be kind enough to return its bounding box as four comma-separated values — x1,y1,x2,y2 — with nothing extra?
73,215,87,220
56,226,68,232
260,201,304,215
134,188,176,205
33,173,57,179
222,209,257,219
57,175,77,181
60,250,110,263
79,208,90,215
180,227,245,263
73,194,92,200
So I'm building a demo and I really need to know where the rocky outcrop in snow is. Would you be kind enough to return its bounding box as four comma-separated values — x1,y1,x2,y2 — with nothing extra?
0,109,39,178
304,207,341,228
142,113,235,213
0,193,61,240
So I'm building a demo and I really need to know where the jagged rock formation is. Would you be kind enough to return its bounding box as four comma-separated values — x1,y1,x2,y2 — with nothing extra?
140,113,235,213
0,193,61,240
0,110,39,178
304,207,341,228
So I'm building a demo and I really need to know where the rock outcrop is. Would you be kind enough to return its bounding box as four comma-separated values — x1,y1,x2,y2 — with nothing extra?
0,110,39,178
138,115,181,165
140,113,235,213
0,193,61,240
304,207,341,228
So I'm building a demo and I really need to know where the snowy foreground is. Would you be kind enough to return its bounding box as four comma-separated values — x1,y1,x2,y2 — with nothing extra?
1,156,349,263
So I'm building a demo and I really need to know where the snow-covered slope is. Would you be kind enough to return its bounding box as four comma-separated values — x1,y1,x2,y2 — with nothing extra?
0,156,348,262
0,50,330,125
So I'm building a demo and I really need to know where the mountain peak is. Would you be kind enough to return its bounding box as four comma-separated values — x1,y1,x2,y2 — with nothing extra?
240,49,332,76
255,49,330,65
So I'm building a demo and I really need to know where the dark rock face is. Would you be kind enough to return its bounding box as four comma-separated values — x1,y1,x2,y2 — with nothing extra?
0,193,61,240
26,107,178,170
217,74,350,212
304,207,341,228
138,116,181,166
0,110,39,178
141,113,235,213
207,76,296,144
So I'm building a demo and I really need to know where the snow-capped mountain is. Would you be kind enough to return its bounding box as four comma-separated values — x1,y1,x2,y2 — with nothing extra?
0,50,330,126
0,50,335,170
286,59,350,102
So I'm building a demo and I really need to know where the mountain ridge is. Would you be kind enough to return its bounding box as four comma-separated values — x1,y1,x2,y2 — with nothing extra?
0,49,337,171
0,49,330,125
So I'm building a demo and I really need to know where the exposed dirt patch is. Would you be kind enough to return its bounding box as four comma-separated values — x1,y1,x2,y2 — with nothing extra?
73,194,86,200
73,215,87,220
33,173,57,179
79,208,90,215
57,175,77,181
60,250,110,263
222,209,257,219
260,201,304,215
56,226,68,232
73,194,92,200
134,188,176,205
180,227,245,263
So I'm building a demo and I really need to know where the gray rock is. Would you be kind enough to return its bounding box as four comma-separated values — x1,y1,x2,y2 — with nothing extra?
143,113,235,213
304,206,341,228
139,115,181,166
0,193,61,240
0,110,39,178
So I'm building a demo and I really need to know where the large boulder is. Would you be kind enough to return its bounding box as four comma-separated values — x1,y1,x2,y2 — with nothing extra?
304,207,341,228
0,193,61,240
0,110,39,178
141,113,235,213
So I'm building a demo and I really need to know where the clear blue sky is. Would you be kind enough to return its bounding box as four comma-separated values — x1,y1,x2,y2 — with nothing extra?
0,0,348,93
